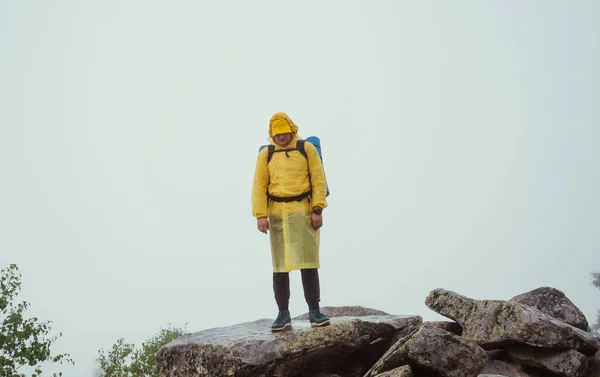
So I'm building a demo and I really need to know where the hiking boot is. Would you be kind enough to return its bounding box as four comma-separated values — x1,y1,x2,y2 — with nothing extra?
271,310,292,331
309,308,330,327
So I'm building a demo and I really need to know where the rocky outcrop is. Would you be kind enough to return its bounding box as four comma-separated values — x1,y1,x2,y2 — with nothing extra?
157,287,598,377
509,287,590,332
364,326,487,377
424,288,599,355
155,314,421,377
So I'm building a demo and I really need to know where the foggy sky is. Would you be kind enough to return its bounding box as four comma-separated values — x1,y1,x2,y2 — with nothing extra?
1,1,599,376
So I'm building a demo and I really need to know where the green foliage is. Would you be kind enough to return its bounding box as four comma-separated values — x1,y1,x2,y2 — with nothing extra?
96,338,135,377
0,264,73,377
97,324,187,377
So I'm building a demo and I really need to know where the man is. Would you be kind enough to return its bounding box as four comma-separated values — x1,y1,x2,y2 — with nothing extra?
251,112,330,331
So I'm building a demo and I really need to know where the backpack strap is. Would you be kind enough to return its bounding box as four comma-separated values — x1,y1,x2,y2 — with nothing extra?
267,145,275,164
296,140,307,160
296,140,313,196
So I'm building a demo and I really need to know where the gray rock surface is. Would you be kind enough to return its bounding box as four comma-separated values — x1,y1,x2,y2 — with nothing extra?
423,320,463,335
508,345,587,377
156,315,420,377
480,360,540,377
364,326,487,377
509,287,590,332
293,306,389,320
587,355,600,377
388,316,427,347
374,365,413,377
425,288,600,355
486,349,510,361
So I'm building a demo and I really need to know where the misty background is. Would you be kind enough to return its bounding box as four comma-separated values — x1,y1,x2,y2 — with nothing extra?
1,1,599,376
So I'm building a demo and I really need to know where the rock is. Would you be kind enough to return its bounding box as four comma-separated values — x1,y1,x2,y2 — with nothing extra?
364,326,488,377
508,345,587,377
509,287,590,332
486,349,510,361
156,315,421,377
374,365,413,377
424,321,463,336
363,331,416,377
338,315,422,377
480,360,540,377
293,306,389,320
425,289,600,355
389,316,427,346
587,355,600,377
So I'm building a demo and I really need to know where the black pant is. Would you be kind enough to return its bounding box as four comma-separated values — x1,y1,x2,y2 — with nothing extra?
273,268,320,311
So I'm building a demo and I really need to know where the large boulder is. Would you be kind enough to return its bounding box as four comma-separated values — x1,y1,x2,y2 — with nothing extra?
364,326,488,377
293,306,423,351
508,345,587,377
425,289,600,355
509,287,590,332
156,314,421,377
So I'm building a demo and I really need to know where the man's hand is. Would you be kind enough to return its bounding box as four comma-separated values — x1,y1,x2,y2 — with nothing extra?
311,213,323,230
257,217,269,234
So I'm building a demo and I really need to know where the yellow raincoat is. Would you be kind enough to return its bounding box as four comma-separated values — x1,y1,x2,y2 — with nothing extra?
252,113,328,273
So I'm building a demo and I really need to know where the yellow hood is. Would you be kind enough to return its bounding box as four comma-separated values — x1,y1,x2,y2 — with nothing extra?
268,112,299,138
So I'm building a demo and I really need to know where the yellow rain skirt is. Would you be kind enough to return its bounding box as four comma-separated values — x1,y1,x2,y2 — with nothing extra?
268,199,320,273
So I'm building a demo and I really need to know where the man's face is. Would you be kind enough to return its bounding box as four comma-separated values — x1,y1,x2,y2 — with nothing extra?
273,132,292,146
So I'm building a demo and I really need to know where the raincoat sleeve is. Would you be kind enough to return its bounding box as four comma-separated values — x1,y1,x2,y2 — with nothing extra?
251,148,269,218
305,142,328,211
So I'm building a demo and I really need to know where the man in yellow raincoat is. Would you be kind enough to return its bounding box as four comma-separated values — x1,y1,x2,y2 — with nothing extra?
252,112,330,331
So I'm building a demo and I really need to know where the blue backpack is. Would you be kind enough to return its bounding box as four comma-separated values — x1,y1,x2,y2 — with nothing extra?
259,136,330,197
